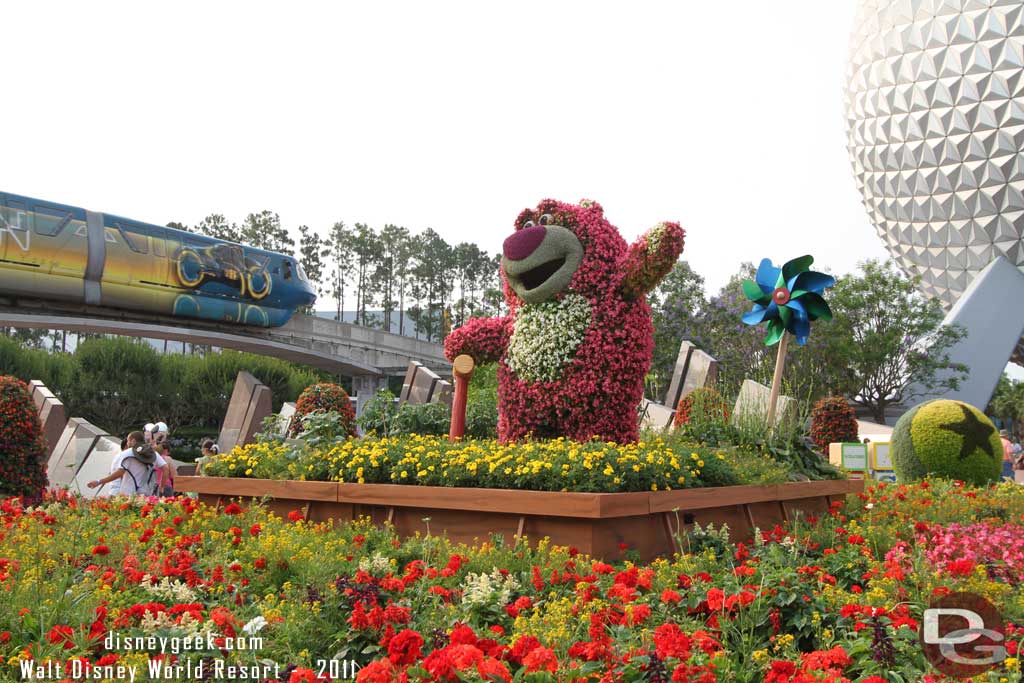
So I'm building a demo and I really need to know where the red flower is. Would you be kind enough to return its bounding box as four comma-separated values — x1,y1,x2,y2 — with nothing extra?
476,657,511,683
92,544,110,556
706,588,725,611
287,510,305,522
946,558,976,576
288,667,330,682
356,660,397,683
447,643,485,671
764,661,796,683
47,625,75,649
661,589,682,604
387,629,424,665
223,503,242,515
653,623,692,660
522,646,558,673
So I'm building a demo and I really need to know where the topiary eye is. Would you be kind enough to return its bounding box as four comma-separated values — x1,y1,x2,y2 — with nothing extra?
524,220,536,228
538,214,554,226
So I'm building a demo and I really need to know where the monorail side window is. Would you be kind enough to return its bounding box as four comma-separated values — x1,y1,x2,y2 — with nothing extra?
283,260,293,280
32,204,72,236
117,223,149,254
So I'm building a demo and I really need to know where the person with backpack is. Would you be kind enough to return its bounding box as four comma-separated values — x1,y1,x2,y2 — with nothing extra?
87,431,170,496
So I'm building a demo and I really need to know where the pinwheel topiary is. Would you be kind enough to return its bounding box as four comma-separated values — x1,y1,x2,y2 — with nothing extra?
741,256,835,346
740,255,835,424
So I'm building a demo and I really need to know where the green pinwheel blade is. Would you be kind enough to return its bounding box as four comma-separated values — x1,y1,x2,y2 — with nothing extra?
742,279,770,303
782,255,814,282
778,305,792,327
800,292,833,321
764,319,785,346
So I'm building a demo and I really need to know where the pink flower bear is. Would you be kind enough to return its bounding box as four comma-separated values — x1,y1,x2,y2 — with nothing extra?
444,198,685,443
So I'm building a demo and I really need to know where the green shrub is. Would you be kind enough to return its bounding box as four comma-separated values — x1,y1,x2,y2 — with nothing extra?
391,402,451,436
809,396,859,453
0,376,47,501
0,336,322,435
892,399,1002,486
358,389,398,436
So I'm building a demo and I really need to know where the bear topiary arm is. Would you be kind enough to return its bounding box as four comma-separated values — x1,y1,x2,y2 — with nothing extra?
618,221,686,299
444,316,512,364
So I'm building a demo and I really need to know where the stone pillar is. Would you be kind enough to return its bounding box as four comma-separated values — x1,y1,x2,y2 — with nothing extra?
217,371,273,454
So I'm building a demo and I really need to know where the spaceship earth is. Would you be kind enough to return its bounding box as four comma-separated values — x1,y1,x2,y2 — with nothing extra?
844,0,1024,309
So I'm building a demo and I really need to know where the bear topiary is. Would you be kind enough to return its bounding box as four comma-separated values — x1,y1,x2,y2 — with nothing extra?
445,199,684,443
891,399,1001,486
673,387,730,429
0,376,48,501
289,382,358,438
809,396,859,453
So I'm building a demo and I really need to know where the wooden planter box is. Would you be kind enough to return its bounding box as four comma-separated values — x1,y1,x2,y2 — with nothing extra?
176,476,864,562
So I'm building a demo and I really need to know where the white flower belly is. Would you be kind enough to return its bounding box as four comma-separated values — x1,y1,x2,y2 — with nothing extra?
506,294,592,383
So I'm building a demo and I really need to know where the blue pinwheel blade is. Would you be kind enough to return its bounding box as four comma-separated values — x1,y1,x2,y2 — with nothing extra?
784,298,806,317
791,270,835,294
742,303,770,325
791,316,811,346
755,258,782,293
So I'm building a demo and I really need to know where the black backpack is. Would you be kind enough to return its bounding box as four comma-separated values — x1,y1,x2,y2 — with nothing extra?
120,456,157,495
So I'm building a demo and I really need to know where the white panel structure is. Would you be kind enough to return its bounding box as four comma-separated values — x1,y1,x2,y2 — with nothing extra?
845,0,1024,354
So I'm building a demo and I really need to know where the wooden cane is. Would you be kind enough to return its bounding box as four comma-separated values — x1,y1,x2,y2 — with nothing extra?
448,354,475,442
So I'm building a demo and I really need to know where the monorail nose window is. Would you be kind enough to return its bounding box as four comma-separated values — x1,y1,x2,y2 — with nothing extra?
283,260,293,281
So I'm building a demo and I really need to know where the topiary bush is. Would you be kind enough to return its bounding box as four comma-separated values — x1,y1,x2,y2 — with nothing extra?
673,387,730,429
891,399,1001,486
809,396,859,453
289,383,357,438
0,376,48,501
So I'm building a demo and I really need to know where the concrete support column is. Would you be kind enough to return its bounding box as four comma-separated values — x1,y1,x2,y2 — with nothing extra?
353,374,389,417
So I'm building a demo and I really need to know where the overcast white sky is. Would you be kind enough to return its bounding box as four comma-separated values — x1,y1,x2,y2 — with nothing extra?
2,1,889,299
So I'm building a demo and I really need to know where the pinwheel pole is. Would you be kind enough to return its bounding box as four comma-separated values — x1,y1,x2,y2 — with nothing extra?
766,332,789,426
741,255,835,428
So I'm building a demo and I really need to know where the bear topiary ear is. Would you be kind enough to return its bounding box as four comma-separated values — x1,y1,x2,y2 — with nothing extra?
619,222,685,299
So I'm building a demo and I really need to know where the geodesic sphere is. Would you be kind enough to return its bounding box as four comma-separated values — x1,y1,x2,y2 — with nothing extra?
844,0,1024,308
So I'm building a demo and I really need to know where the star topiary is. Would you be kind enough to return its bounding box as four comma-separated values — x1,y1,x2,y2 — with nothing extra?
0,376,48,502
673,387,730,429
289,382,357,438
809,396,859,453
891,399,1001,486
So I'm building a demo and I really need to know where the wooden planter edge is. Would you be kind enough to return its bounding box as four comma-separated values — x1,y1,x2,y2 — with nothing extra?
176,477,863,519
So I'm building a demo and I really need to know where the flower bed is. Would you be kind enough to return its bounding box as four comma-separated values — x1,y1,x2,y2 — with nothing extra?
204,435,734,492
203,435,841,492
176,475,862,561
5,479,1024,682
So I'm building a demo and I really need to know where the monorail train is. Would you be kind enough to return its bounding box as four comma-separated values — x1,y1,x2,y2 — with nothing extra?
0,192,315,327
